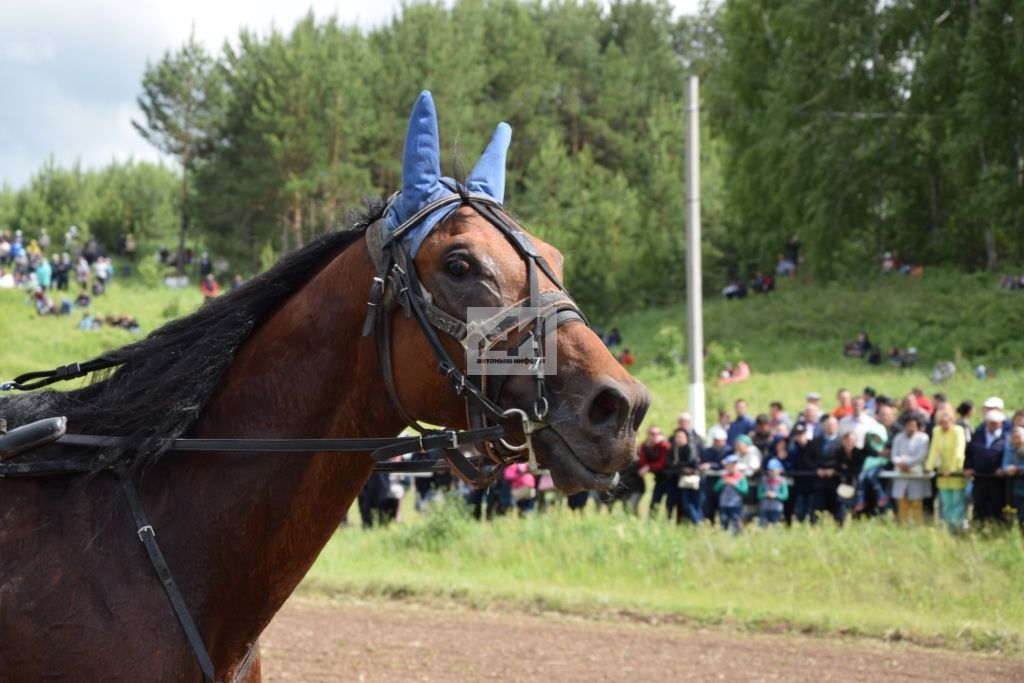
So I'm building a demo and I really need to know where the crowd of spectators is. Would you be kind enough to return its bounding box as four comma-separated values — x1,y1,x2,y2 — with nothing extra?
0,228,126,321
624,389,1024,533
356,388,1024,533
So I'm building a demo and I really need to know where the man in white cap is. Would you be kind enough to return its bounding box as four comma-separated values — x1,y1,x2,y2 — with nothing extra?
965,406,1010,524
978,396,1011,431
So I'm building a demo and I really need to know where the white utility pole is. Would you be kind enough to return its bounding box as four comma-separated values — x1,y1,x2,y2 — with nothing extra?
685,75,706,436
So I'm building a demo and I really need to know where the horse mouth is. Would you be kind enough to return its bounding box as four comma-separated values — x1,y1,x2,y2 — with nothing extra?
530,424,622,494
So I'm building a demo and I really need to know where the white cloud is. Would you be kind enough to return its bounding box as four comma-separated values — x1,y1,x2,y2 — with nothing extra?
0,0,703,189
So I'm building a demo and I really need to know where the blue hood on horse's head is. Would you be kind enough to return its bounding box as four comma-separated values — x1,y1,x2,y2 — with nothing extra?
385,90,511,257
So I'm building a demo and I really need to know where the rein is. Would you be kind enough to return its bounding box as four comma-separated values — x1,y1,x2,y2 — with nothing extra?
0,191,588,682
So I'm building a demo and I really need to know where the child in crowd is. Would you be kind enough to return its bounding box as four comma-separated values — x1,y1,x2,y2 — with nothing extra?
714,455,748,534
758,458,789,527
855,430,890,513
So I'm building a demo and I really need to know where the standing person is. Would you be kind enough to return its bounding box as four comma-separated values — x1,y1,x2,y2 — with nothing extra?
838,396,879,449
733,435,762,477
1002,427,1024,532
862,387,878,414
699,425,729,524
638,426,672,519
966,409,1009,525
769,401,793,431
811,415,841,521
889,416,931,523
200,273,220,300
54,253,70,291
926,406,968,530
33,255,52,290
787,423,817,523
677,412,705,458
758,458,789,527
897,393,930,430
911,387,934,417
798,401,822,438
832,389,853,419
714,455,748,534
834,431,866,524
751,414,775,457
75,256,90,290
955,400,975,442
199,252,213,277
504,463,536,515
670,428,702,524
727,399,755,447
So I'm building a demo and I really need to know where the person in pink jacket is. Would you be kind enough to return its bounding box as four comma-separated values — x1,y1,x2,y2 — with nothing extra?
504,463,537,514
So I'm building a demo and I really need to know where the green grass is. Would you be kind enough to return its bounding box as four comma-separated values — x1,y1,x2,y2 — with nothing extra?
307,504,1024,654
0,272,203,379
611,268,1024,430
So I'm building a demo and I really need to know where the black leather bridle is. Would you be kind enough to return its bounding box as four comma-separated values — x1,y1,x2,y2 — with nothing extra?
360,185,588,485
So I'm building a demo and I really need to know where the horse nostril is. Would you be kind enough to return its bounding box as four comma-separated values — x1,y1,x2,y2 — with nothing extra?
631,388,651,432
588,388,623,427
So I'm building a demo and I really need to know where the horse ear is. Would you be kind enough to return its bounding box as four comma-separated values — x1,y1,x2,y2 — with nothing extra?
397,91,443,218
467,122,511,204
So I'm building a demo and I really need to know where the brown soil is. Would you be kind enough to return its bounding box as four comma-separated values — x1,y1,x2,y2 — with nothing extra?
260,596,1023,682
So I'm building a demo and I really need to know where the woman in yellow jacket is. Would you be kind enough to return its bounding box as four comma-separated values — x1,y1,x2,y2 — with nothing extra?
925,406,967,530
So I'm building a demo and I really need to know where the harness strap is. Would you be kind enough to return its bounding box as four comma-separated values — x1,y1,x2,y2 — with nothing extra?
117,467,215,683
0,356,123,392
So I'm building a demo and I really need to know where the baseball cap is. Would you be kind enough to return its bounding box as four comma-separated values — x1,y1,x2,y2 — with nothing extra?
985,409,1006,423
723,454,739,465
767,458,783,471
806,392,821,402
736,434,753,447
708,425,728,442
983,396,1004,411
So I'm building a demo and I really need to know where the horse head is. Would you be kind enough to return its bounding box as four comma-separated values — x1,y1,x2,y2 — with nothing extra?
380,92,651,493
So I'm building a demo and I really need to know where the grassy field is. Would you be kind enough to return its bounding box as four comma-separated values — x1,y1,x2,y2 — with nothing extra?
615,268,1024,430
0,272,204,380
307,504,1024,654
4,265,1024,653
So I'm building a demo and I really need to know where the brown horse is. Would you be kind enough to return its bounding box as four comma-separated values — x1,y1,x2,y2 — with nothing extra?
0,97,649,681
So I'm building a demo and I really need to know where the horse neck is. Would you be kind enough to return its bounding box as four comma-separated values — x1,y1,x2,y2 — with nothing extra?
150,237,407,666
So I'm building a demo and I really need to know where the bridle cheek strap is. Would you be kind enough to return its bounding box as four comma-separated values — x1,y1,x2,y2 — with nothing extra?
361,193,588,486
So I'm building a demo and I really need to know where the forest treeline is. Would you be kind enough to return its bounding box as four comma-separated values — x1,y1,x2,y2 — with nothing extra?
1,0,1022,317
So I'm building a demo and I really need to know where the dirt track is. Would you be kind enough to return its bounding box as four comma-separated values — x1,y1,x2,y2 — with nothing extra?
260,596,1023,682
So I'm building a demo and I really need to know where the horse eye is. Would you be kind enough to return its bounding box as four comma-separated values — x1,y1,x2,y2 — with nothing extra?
446,257,472,277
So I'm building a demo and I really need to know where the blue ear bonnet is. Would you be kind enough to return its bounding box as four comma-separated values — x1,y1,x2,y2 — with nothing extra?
385,91,511,256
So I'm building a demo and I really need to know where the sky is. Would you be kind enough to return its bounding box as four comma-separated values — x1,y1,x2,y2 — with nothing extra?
1,0,702,189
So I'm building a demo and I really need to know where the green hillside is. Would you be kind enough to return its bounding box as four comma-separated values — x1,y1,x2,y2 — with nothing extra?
605,268,1024,430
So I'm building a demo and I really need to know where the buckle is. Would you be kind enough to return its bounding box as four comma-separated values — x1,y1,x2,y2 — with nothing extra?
137,524,154,541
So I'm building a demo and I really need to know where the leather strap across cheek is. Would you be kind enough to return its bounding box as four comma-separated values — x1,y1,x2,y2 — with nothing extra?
361,194,589,482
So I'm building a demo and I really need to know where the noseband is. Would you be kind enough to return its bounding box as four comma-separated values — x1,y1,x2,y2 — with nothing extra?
360,187,588,485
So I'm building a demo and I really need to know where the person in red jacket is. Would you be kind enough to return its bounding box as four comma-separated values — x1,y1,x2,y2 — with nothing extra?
200,273,220,300
638,425,673,519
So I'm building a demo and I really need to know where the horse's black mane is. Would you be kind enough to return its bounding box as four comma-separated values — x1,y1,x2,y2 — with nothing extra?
0,200,384,474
